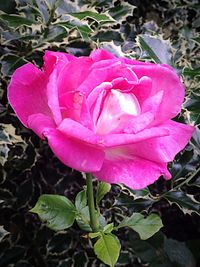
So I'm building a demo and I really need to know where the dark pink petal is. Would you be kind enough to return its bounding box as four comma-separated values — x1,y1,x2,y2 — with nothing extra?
43,129,105,172
78,62,138,96
43,50,75,75
58,57,93,96
59,91,94,130
101,126,169,147
47,69,62,125
27,113,56,139
93,157,171,189
58,118,100,145
131,64,185,122
111,77,137,92
132,76,152,106
124,120,195,163
90,49,116,61
8,63,51,127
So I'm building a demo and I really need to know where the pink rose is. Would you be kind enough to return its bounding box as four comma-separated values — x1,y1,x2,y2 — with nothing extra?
8,49,195,189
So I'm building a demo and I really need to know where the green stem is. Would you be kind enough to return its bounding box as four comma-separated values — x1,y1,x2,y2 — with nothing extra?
86,173,99,232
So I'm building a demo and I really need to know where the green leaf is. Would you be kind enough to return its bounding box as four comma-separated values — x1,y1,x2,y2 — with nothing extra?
1,54,28,76
0,226,9,242
30,194,76,231
0,13,35,28
75,189,87,211
70,11,115,23
76,206,106,231
96,182,111,205
137,34,173,65
164,190,200,215
94,233,121,267
164,238,196,267
183,67,200,80
89,232,101,239
109,3,135,21
103,223,114,234
117,213,163,240
55,21,93,39
76,206,91,231
184,92,200,125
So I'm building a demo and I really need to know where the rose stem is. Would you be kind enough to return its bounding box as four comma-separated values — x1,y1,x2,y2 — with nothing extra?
86,173,99,232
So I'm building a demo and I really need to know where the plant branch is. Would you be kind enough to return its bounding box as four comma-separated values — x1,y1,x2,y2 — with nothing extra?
86,173,99,232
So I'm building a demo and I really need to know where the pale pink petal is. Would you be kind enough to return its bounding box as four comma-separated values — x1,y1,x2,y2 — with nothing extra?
43,129,105,172
96,89,141,134
124,120,195,163
113,111,154,134
8,63,52,127
130,64,185,122
27,113,56,139
43,50,75,75
93,158,171,189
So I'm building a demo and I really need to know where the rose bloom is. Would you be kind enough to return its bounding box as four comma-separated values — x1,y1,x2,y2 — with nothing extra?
8,49,195,189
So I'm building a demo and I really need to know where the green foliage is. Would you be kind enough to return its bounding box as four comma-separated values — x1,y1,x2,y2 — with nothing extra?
117,213,163,240
137,34,173,65
96,181,111,205
94,233,121,267
1,0,200,266
30,194,76,230
131,232,196,267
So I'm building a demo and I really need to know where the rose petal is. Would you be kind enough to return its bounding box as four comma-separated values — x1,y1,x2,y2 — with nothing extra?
90,49,116,61
43,50,75,75
59,91,94,130
43,128,105,172
130,64,185,122
78,62,138,96
93,157,171,189
124,120,195,163
58,118,99,146
27,113,56,139
47,69,62,125
58,57,93,96
7,63,51,127
102,126,169,147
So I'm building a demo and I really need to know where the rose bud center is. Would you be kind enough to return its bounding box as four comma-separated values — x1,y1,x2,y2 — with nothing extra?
96,89,141,134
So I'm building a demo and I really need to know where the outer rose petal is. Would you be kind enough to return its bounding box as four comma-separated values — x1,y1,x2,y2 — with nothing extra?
123,120,195,163
43,50,75,75
8,63,52,127
130,64,185,123
58,57,93,96
27,113,56,139
58,118,99,146
43,129,105,172
93,158,171,190
90,49,116,61
47,69,62,125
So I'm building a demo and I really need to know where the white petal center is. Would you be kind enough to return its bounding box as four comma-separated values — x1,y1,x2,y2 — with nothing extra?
96,89,141,134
